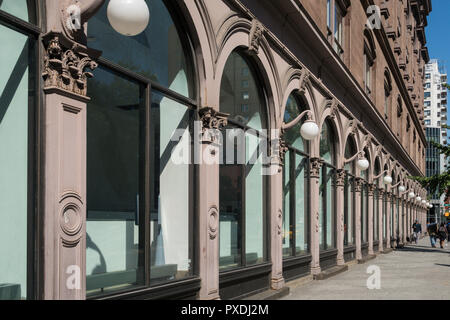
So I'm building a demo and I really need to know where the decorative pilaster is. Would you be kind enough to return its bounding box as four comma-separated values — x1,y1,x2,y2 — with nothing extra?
378,189,385,253
309,158,322,275
335,169,346,265
267,134,287,290
367,184,375,255
354,178,363,260
385,192,392,249
41,28,101,299
197,107,228,300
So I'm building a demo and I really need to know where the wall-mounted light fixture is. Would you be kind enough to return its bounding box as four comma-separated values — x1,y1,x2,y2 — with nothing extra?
107,0,150,36
283,110,320,141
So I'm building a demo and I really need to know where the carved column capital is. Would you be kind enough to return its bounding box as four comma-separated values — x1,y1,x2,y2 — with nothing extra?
335,169,346,187
368,184,376,197
42,32,101,97
309,158,322,178
354,177,364,192
198,107,229,143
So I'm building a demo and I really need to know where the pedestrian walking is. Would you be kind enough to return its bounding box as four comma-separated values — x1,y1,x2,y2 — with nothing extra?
412,220,422,244
437,223,448,249
427,223,438,248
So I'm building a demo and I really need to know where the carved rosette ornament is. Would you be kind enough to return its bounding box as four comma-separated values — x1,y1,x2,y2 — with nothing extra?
335,169,346,187
248,19,265,55
42,32,101,97
208,206,219,240
309,158,322,178
198,107,229,143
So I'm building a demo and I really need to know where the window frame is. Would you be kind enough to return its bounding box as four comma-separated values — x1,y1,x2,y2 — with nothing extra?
0,3,42,300
85,0,199,299
218,50,270,272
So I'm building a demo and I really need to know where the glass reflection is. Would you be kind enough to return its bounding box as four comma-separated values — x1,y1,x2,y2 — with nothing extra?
88,0,194,98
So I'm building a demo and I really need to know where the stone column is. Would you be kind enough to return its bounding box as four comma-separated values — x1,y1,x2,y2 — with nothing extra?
335,170,346,266
378,189,384,252
309,158,322,276
197,107,228,300
41,32,100,299
268,135,286,290
402,200,407,244
368,184,375,255
392,196,397,249
385,192,391,249
354,178,363,260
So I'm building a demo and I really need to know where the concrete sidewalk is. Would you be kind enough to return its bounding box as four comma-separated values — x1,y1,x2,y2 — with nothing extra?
282,238,450,300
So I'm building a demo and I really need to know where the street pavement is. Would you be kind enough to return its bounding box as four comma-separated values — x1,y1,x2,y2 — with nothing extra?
282,237,450,300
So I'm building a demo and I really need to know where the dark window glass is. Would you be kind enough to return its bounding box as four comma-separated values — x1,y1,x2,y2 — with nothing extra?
86,66,145,296
88,0,194,99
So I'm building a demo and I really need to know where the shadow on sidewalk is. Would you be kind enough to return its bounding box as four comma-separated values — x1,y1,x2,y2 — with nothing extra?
435,263,450,268
396,246,450,254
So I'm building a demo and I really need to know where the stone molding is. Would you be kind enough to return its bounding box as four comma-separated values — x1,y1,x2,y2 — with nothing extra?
248,19,265,55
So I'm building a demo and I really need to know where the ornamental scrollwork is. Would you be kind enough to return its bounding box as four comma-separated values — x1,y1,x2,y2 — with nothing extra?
309,158,322,178
42,33,100,96
198,107,229,143
248,19,265,55
335,169,346,187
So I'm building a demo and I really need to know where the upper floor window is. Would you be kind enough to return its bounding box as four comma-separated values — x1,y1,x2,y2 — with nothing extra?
384,70,392,119
327,0,348,58
425,73,431,79
363,29,376,97
424,92,431,99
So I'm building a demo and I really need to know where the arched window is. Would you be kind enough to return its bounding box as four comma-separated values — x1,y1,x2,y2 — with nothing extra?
319,120,337,251
88,0,195,98
0,0,38,300
282,93,309,262
343,137,356,248
363,29,376,96
86,0,196,296
219,50,268,271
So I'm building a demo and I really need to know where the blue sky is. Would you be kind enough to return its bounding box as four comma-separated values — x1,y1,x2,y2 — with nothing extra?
426,0,450,70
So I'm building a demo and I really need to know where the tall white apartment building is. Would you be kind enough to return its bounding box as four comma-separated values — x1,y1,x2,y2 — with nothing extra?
424,59,448,222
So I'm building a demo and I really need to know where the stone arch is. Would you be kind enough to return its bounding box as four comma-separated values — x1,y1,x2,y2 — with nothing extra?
213,17,281,133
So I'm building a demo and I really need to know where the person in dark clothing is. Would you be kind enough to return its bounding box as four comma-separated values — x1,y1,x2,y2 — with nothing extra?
437,223,448,249
412,220,422,244
427,223,438,248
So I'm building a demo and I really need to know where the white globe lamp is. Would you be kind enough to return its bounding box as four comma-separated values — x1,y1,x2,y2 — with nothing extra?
300,120,320,141
416,196,421,202
408,192,415,199
383,175,392,185
399,185,406,193
356,158,370,171
107,0,150,36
